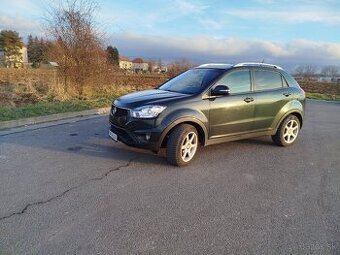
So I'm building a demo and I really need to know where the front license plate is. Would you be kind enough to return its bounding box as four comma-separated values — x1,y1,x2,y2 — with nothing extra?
109,130,118,142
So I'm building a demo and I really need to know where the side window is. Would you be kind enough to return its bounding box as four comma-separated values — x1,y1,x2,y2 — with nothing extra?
282,73,299,87
217,70,251,94
282,76,289,87
254,70,283,90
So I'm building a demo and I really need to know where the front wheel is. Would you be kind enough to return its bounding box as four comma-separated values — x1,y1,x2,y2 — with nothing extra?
166,124,199,166
272,115,301,146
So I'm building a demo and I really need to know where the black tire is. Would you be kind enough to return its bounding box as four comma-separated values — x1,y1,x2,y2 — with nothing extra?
272,115,301,146
166,124,199,166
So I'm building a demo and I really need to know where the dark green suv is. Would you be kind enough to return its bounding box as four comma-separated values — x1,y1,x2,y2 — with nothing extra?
109,63,305,166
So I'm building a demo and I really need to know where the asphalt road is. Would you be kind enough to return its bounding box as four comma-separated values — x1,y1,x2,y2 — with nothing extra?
0,100,339,255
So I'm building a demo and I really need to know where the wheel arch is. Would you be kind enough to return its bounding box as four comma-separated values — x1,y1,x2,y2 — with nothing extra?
290,112,303,127
159,117,208,149
274,110,304,133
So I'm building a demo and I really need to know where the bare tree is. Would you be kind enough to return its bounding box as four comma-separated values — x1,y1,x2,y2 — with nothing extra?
147,60,156,73
294,64,318,80
45,0,106,96
294,65,305,77
167,59,194,78
157,58,163,69
321,65,340,80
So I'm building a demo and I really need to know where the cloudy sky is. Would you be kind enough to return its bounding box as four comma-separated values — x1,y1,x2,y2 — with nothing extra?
1,0,340,70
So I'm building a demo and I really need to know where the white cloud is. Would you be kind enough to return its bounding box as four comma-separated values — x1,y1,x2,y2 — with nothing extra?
253,0,337,5
111,32,340,69
198,18,224,30
0,13,43,37
223,8,340,25
3,0,38,12
175,0,208,14
101,0,210,34
253,0,274,4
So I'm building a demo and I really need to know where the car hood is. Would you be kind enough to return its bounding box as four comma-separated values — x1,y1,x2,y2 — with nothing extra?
113,89,190,109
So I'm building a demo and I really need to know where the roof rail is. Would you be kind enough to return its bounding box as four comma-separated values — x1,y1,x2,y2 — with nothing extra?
198,63,232,67
234,62,283,70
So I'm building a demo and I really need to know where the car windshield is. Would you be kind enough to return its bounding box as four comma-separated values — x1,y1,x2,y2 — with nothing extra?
158,68,224,94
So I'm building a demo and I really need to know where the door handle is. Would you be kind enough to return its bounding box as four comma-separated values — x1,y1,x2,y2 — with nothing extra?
244,97,254,103
283,93,291,97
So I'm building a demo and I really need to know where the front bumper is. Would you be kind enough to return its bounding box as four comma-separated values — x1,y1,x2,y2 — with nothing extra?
109,122,163,152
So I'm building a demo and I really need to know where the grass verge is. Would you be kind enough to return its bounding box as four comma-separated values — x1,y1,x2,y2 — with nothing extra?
0,97,113,121
306,92,340,102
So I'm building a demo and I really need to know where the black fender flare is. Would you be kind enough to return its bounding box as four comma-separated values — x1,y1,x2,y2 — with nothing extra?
273,109,304,134
156,116,208,150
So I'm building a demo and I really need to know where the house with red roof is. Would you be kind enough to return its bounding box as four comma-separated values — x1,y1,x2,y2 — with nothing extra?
132,58,149,73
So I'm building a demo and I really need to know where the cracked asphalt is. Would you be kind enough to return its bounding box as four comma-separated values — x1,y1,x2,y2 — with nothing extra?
0,100,339,255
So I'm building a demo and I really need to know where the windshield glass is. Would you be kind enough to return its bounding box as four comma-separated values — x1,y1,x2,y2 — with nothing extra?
158,69,224,94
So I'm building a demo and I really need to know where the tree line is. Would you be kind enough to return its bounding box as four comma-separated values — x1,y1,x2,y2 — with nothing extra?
0,31,120,70
294,64,340,80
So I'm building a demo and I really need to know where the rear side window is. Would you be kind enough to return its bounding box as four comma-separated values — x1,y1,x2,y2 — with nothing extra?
217,70,251,94
282,73,300,87
254,70,283,91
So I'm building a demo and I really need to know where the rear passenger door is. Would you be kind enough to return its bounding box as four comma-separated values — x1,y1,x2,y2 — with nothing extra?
251,69,291,131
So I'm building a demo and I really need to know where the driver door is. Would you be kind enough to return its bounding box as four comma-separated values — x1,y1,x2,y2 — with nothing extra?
209,69,255,138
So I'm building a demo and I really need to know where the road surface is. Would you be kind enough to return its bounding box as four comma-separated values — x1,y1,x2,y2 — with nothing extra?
0,100,339,254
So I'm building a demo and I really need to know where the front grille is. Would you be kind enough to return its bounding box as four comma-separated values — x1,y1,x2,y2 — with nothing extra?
110,106,129,127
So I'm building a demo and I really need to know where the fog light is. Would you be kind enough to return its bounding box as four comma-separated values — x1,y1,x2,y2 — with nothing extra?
145,134,151,141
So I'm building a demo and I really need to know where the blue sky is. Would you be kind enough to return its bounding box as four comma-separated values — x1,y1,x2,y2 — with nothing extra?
1,0,340,69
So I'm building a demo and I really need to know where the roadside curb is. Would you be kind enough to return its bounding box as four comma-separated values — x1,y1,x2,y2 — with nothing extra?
0,107,111,131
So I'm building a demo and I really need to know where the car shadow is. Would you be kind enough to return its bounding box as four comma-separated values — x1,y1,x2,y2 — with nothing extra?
233,137,277,147
80,139,170,166
2,117,278,167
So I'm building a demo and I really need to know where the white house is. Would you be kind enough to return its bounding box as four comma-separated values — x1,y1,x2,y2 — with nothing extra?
119,56,133,70
132,58,149,72
0,45,28,68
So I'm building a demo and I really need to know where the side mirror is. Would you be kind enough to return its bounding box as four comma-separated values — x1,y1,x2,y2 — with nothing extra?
211,85,230,96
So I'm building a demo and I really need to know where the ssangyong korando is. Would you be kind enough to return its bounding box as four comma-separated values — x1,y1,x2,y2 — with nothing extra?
109,63,305,166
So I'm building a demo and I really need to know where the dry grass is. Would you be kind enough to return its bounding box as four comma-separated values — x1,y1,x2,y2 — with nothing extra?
0,68,168,107
299,81,340,96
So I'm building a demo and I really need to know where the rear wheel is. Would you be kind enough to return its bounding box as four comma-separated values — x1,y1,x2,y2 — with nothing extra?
272,115,300,146
166,124,198,166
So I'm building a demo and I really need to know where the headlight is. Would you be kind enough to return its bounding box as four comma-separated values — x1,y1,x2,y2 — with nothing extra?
131,105,166,119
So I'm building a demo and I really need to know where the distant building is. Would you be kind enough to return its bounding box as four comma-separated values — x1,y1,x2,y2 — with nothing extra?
160,66,168,73
119,56,133,70
132,58,149,73
150,64,168,73
40,61,59,69
0,45,28,68
295,75,340,83
318,76,333,82
151,64,160,73
21,45,28,64
318,76,340,83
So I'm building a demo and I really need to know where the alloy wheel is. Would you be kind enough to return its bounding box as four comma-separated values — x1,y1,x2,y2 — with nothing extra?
180,132,198,162
283,119,299,144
